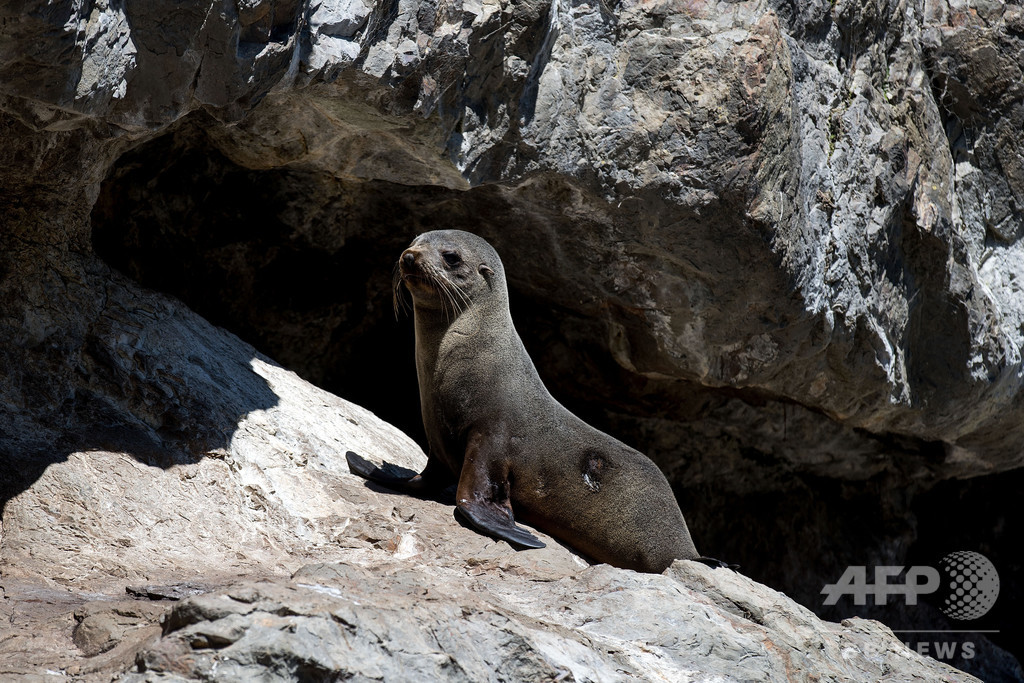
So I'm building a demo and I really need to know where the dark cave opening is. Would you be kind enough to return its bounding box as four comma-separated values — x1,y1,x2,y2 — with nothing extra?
88,121,685,456
91,126,433,446
90,122,1023,680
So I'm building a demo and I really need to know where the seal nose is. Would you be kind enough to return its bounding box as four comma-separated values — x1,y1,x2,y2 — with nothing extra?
402,250,417,269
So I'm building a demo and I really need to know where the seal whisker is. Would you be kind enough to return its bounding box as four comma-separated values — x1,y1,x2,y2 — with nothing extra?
450,280,472,317
416,263,445,322
392,262,411,319
437,271,468,316
442,281,463,321
436,263,471,313
449,278,472,311
426,261,462,323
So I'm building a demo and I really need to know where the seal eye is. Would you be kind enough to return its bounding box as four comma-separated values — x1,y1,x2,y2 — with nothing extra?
442,251,462,268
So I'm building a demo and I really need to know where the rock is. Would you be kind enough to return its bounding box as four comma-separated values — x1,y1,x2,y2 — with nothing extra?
72,0,1024,474
0,579,165,680
117,560,976,682
1,0,1023,679
70,600,167,672
125,584,208,602
0,391,991,681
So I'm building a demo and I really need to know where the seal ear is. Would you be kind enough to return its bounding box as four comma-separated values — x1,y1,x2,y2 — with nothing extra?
479,263,494,288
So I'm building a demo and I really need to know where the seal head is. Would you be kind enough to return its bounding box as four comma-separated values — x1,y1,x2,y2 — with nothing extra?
394,230,504,318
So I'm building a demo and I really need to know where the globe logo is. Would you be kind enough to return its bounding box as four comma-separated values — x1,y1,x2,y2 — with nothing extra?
937,551,999,620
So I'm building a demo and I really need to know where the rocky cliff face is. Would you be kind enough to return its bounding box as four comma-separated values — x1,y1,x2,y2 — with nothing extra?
1,0,1022,680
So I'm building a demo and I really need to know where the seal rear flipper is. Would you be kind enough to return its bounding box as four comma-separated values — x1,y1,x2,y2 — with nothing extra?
455,501,546,549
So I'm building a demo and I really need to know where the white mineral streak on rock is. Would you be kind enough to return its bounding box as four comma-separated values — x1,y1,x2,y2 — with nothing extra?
73,0,136,102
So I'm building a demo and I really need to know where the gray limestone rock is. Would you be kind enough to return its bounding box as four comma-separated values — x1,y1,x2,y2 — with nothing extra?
119,561,977,682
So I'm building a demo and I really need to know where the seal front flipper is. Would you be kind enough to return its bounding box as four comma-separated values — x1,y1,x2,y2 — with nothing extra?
455,500,546,549
454,434,545,550
345,451,451,501
695,556,740,571
346,450,419,485
346,451,391,480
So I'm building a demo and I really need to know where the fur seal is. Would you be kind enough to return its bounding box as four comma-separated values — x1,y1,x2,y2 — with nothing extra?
347,230,705,573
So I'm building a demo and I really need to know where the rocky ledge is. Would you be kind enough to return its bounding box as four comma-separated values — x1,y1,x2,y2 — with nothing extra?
0,343,977,680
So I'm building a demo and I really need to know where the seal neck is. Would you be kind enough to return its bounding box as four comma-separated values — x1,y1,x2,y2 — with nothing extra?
412,295,511,339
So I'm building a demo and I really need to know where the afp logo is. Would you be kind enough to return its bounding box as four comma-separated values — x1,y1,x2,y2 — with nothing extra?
821,551,1000,620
